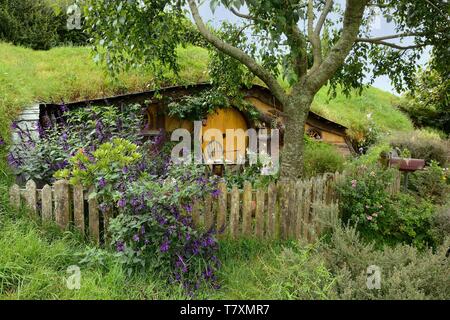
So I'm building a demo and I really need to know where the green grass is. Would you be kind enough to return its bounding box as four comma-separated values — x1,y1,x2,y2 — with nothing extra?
312,86,413,132
0,42,209,141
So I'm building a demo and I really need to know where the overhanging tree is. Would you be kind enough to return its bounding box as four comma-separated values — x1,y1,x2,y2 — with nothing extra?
84,0,449,178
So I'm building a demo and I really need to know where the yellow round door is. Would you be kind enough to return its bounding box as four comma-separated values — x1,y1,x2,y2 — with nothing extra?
202,108,248,164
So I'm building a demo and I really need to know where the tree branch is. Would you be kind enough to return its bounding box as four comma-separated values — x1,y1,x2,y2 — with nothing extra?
298,0,370,95
187,0,288,104
315,0,334,36
308,0,323,71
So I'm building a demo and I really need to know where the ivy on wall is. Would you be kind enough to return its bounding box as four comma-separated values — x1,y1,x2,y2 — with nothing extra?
166,89,260,122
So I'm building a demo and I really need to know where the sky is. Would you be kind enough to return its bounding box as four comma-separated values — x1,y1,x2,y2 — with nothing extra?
197,2,431,96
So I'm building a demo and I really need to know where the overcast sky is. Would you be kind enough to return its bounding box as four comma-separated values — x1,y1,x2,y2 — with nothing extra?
197,2,431,96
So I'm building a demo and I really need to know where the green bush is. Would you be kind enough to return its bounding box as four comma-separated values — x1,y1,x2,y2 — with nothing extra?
0,0,87,50
381,194,436,249
388,130,449,165
408,161,450,205
431,203,450,244
337,165,438,248
304,137,345,178
321,224,450,300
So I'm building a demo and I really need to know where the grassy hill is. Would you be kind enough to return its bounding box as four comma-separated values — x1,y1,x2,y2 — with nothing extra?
0,42,413,143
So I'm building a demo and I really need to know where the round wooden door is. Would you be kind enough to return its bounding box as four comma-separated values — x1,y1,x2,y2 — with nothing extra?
202,108,248,164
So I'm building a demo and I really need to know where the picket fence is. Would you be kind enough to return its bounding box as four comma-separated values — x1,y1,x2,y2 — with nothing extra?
9,171,401,244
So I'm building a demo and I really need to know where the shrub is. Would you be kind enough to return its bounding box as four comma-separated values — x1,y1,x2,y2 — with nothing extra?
57,136,222,294
320,224,450,300
9,104,144,185
0,0,87,50
388,130,449,165
337,165,395,240
304,137,345,178
381,194,437,249
408,160,450,205
431,203,450,244
337,165,437,248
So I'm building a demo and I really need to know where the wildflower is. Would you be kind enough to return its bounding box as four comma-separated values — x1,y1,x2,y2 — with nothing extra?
183,204,193,213
160,240,170,252
211,189,221,198
372,213,378,217
11,122,18,130
351,179,357,188
0,138,5,146
367,215,373,221
99,203,109,212
60,103,69,113
122,166,129,174
140,226,145,235
116,241,125,252
132,234,140,242
98,177,107,189
118,198,126,208
370,171,376,177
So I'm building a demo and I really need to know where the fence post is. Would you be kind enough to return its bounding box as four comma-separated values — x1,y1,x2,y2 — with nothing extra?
229,185,240,238
9,184,20,209
279,180,290,240
25,180,37,215
242,181,253,236
204,194,214,231
288,180,297,238
302,179,312,241
266,182,277,238
216,182,227,236
41,184,53,221
255,188,265,239
88,187,100,244
73,185,85,234
54,180,70,229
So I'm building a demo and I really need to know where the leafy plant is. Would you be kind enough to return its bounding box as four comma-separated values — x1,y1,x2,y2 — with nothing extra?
304,136,345,178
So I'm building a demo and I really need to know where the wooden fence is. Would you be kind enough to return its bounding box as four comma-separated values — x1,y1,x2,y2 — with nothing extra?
9,171,401,244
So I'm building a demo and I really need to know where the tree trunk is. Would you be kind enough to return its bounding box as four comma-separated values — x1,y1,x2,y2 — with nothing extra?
280,94,314,179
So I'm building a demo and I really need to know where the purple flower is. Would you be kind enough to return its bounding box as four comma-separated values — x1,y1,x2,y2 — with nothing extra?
122,166,129,174
160,240,170,252
132,234,140,242
60,103,69,113
144,239,150,245
11,122,18,130
351,180,357,188
99,203,109,213
118,198,126,208
183,204,193,213
211,189,221,198
98,177,107,189
116,241,125,252
140,226,146,235
36,121,45,138
0,138,5,146
7,153,19,168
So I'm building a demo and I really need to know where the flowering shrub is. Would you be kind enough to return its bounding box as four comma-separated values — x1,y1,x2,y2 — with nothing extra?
8,104,144,184
337,165,439,248
337,165,395,238
408,160,450,205
56,135,222,294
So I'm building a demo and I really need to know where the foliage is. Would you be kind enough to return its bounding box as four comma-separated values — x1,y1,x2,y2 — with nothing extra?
388,130,449,165
399,67,450,134
408,160,450,205
168,89,260,122
9,105,144,185
337,165,395,239
337,165,439,249
431,203,450,244
0,0,87,50
345,115,381,153
321,224,450,300
304,137,345,178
